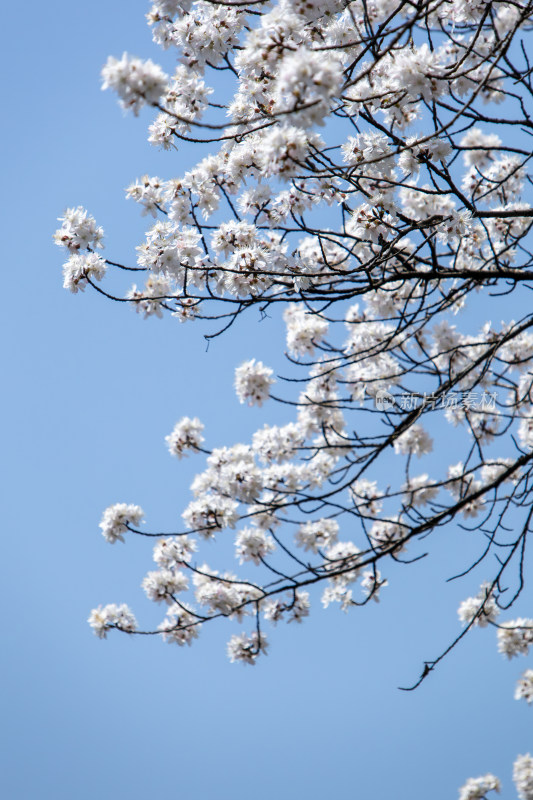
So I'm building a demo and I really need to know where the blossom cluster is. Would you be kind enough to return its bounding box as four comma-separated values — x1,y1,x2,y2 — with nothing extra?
57,0,533,792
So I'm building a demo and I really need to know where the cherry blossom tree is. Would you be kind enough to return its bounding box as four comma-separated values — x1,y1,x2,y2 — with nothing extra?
55,0,533,795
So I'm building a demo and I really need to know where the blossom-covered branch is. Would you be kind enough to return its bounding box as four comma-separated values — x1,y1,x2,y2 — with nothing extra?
57,0,533,794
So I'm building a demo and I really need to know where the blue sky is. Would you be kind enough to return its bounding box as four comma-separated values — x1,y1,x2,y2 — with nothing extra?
2,2,531,798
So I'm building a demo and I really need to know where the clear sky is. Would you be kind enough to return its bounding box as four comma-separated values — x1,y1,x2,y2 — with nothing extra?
2,2,531,798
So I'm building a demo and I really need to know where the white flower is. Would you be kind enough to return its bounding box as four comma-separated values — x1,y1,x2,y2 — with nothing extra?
324,541,361,586
170,5,243,70
447,462,485,518
62,253,107,293
101,53,168,115
234,359,275,406
165,417,204,458
126,174,165,217
88,603,137,638
288,591,311,622
127,274,172,319
341,131,393,167
263,591,310,624
142,569,188,603
274,48,343,125
182,495,239,535
480,459,518,485
403,475,439,506
284,304,329,357
514,754,533,800
458,774,501,800
515,669,533,704
347,204,395,244
458,582,499,627
99,503,144,544
235,528,275,565
393,424,433,457
437,210,473,245
193,444,262,503
518,413,533,449
158,604,200,646
54,207,104,252
296,519,339,553
257,126,316,179
321,584,353,611
211,221,257,256
252,423,304,464
398,136,452,176
460,128,502,167
247,497,281,531
227,631,268,664
350,480,383,516
194,567,260,619
153,537,197,570
497,618,533,658
361,570,388,603
369,519,406,552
